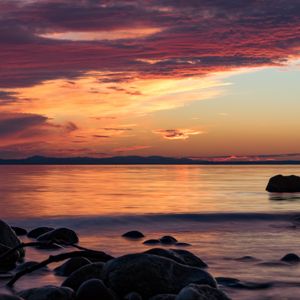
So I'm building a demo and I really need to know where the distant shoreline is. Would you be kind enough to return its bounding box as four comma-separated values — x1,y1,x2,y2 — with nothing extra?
1,155,300,165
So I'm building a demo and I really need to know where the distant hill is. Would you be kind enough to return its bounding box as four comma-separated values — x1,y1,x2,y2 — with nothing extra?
0,155,300,165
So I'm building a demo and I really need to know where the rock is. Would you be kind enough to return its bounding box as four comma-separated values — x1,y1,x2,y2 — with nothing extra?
0,243,20,270
11,227,27,236
216,277,272,290
0,294,24,300
176,284,231,300
150,295,176,300
125,292,143,300
0,220,24,258
143,239,161,245
103,253,216,298
15,261,48,273
266,175,300,193
62,262,104,292
37,228,79,244
55,257,91,276
175,243,191,247
122,231,144,239
235,256,259,262
144,248,207,268
27,227,54,239
159,236,178,245
76,279,115,300
18,286,74,300
281,253,300,263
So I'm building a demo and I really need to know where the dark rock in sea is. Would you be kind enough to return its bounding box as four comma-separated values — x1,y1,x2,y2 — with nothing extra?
150,295,176,300
176,284,231,300
159,236,178,245
27,227,54,239
15,261,48,273
235,256,259,262
266,174,300,193
18,286,74,300
76,279,115,300
103,253,216,298
281,253,300,263
11,227,27,236
144,248,207,268
143,239,161,245
175,243,191,247
0,243,20,271
37,228,79,244
0,295,24,300
125,292,143,300
122,231,145,239
62,262,104,292
54,257,91,276
0,220,24,258
216,277,272,290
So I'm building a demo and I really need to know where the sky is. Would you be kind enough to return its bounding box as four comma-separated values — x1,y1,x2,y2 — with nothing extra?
0,0,300,160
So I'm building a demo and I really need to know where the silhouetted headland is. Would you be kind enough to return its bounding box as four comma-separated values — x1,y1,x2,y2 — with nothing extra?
1,155,300,165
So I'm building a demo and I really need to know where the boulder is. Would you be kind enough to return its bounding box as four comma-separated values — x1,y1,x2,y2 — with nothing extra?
54,257,91,276
27,227,54,239
125,292,143,300
0,220,24,258
11,227,27,236
103,253,216,298
0,243,20,270
122,231,144,239
176,284,231,300
0,294,24,300
150,295,176,300
18,286,74,300
62,262,104,291
281,253,300,263
143,239,161,245
76,279,115,300
37,228,79,244
266,175,300,192
159,236,178,245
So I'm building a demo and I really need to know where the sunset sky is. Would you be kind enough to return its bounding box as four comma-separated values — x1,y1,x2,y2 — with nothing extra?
1,0,300,160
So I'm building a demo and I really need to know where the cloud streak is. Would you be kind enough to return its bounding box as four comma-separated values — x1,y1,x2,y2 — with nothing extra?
154,129,203,140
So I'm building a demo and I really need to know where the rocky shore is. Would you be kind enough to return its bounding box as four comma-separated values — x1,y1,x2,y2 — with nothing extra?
0,221,298,300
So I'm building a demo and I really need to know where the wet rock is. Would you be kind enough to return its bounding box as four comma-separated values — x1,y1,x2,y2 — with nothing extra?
18,286,74,300
143,239,161,245
122,231,144,239
103,253,216,298
281,253,300,263
0,220,24,258
15,261,48,273
176,284,231,300
37,228,79,244
235,256,259,262
144,248,207,268
0,243,20,271
159,236,178,245
62,262,104,292
0,295,24,300
54,257,91,276
175,243,191,247
150,295,176,300
216,277,272,290
27,227,54,239
266,174,300,193
76,279,115,300
11,227,27,236
125,292,143,300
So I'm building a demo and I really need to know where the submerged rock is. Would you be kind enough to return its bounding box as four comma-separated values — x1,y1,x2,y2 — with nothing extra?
18,286,74,300
176,284,231,300
76,279,115,300
27,227,54,239
15,261,48,273
62,262,104,291
122,231,145,239
143,239,161,245
103,253,216,298
11,227,27,236
54,257,91,276
266,175,300,193
216,277,272,290
159,236,178,245
0,220,24,258
37,228,79,244
281,253,300,263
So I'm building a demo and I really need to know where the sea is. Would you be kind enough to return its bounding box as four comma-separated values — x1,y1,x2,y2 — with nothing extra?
1,165,300,299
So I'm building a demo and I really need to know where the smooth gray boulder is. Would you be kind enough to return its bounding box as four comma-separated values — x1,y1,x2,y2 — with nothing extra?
62,262,104,291
18,286,74,300
103,253,216,298
76,279,115,300
0,220,24,258
266,175,300,192
176,284,231,300
54,257,91,276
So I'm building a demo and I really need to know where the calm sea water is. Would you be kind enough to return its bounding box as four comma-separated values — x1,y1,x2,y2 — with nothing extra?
1,165,300,299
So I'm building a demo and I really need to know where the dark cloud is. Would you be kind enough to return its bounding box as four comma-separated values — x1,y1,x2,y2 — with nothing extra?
154,128,202,140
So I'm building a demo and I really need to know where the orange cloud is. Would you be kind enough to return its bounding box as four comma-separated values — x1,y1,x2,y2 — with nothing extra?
153,129,203,140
